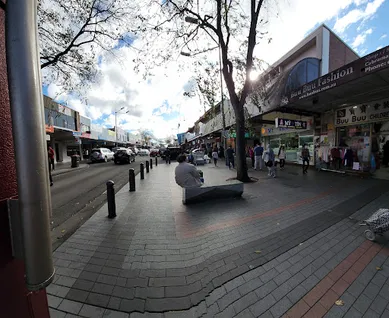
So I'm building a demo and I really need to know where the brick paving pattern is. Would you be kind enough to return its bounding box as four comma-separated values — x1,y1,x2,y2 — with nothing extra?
47,163,389,317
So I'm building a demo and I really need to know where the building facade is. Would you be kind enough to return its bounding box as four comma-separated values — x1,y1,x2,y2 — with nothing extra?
182,24,389,173
44,95,134,163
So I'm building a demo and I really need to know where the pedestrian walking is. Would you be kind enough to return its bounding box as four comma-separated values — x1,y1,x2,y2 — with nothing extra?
249,147,254,168
263,144,276,178
254,141,264,170
301,144,311,174
383,140,389,167
212,147,219,167
218,145,224,158
278,146,286,170
226,145,235,169
47,148,53,186
164,148,171,164
48,145,55,171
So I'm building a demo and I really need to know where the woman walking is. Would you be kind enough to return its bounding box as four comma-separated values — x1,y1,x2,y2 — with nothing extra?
249,146,254,168
278,146,286,170
212,147,219,167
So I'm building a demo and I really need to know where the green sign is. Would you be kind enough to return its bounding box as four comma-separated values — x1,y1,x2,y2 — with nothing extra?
228,131,253,138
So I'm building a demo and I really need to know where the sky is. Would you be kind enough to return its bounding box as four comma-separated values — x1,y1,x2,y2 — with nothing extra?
43,0,389,139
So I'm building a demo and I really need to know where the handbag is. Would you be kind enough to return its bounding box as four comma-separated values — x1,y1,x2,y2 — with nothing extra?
265,160,273,167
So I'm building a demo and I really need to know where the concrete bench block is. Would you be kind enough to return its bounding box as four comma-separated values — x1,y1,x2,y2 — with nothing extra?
182,180,244,205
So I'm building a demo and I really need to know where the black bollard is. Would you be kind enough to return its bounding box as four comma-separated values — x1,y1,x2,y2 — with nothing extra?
155,157,158,166
150,158,153,169
140,163,145,180
129,168,135,192
106,180,116,219
146,160,150,173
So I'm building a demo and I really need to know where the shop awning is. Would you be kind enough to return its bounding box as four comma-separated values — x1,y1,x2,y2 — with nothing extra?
281,45,389,113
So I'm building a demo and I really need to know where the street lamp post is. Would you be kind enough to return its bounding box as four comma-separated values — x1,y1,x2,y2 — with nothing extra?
114,107,129,146
182,17,227,151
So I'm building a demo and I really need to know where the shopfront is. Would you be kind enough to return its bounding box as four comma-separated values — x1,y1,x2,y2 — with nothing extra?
331,97,389,171
260,113,315,165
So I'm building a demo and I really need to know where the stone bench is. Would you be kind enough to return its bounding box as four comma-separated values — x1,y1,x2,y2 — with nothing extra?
182,180,244,205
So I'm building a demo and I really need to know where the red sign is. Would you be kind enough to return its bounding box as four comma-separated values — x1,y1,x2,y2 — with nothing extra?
81,132,91,139
45,124,54,133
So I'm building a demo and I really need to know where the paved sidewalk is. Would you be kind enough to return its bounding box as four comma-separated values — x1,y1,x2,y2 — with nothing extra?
52,162,89,177
47,161,389,318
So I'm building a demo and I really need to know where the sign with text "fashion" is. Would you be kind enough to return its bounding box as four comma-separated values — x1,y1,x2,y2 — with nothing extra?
335,98,389,126
275,118,307,129
283,45,389,105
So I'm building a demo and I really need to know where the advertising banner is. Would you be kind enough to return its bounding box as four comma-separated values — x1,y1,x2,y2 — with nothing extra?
335,98,389,126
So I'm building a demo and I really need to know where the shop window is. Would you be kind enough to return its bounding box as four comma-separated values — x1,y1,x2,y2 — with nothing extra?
337,124,371,164
285,58,320,94
307,59,319,82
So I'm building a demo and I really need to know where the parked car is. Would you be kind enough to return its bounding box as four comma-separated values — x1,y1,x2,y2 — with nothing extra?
131,147,139,155
149,149,159,157
114,148,135,164
90,148,114,163
138,149,150,156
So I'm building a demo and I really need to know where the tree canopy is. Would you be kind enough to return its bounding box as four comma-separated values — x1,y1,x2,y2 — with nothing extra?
38,0,138,93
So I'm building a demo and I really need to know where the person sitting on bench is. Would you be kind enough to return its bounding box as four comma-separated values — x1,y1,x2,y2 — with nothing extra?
175,154,202,188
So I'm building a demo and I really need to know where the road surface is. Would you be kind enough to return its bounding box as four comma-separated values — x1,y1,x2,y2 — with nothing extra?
50,157,148,248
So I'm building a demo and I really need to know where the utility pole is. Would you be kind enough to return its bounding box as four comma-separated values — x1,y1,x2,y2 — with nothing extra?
115,107,129,146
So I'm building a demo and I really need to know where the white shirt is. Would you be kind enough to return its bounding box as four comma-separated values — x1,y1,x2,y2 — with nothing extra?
212,151,219,159
175,162,202,188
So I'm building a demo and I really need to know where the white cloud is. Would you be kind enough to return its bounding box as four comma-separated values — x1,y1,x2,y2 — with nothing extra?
352,28,373,48
334,0,384,33
380,34,388,40
377,46,383,50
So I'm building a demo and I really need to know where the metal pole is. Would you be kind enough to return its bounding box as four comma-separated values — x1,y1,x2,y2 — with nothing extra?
219,45,227,151
6,0,54,290
146,160,150,173
115,111,118,147
78,138,83,160
150,158,153,169
129,169,135,192
106,181,116,218
155,157,158,166
140,163,145,180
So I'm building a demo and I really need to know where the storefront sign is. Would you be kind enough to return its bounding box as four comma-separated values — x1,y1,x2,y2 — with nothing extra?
335,98,389,126
275,118,307,129
72,131,82,137
45,124,54,133
58,104,72,116
229,132,249,138
81,132,91,139
283,45,389,105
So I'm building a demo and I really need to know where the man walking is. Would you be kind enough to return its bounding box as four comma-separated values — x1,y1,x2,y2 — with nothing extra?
301,144,310,174
254,141,264,170
47,147,54,186
226,145,235,169
48,145,55,171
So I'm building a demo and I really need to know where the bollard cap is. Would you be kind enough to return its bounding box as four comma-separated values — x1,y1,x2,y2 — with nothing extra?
129,168,135,172
106,180,114,186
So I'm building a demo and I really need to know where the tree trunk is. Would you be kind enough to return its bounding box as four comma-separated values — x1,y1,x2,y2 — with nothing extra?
234,104,250,182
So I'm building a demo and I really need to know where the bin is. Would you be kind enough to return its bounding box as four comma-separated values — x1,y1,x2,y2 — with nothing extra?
71,155,80,168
